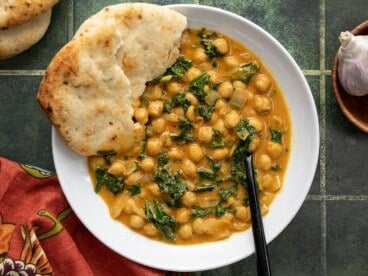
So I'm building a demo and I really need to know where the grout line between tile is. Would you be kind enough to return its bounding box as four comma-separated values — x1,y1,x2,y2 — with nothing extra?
307,194,368,201
302,69,331,75
0,70,45,76
319,0,327,275
67,0,74,40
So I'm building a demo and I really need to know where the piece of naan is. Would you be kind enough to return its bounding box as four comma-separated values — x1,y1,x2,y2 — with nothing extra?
37,3,187,156
0,0,58,30
0,9,51,60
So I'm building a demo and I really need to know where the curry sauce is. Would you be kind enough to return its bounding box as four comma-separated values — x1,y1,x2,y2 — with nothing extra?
88,28,291,244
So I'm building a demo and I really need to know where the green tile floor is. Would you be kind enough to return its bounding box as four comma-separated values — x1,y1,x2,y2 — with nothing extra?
0,0,367,275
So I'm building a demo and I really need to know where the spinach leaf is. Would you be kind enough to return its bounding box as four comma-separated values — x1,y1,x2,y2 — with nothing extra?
201,40,221,58
128,184,141,196
236,119,256,141
218,185,237,201
209,129,225,148
270,129,283,144
157,152,169,167
145,199,179,240
193,183,216,193
97,150,117,165
197,168,215,180
167,56,193,78
196,105,215,121
154,168,186,206
95,168,124,195
214,203,233,217
189,73,210,103
191,206,212,219
171,119,196,144
164,93,191,112
197,28,218,40
232,62,259,84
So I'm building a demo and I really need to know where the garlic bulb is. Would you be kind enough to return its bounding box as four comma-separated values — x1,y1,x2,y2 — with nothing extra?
338,31,368,96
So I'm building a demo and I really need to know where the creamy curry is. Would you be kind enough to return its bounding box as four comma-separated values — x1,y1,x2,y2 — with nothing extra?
88,28,291,244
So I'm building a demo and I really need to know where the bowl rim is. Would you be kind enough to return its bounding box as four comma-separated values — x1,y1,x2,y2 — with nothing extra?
332,20,368,133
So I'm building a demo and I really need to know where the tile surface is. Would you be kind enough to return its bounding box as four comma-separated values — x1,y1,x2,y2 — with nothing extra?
0,0,367,275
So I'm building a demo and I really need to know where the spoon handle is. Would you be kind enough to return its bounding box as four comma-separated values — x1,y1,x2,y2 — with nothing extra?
244,153,272,276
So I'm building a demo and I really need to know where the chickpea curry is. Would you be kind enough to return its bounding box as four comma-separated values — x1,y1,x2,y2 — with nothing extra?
88,28,291,244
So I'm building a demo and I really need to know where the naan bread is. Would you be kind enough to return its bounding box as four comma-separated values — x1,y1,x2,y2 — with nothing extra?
0,9,51,60
37,3,187,156
0,0,58,30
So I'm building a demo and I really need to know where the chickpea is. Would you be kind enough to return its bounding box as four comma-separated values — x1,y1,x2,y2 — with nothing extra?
178,224,193,239
181,191,197,207
176,208,191,224
212,37,229,55
192,218,206,235
248,117,264,133
218,108,231,120
185,67,202,82
211,112,220,122
143,223,159,236
215,99,227,110
134,108,148,124
267,141,283,159
254,74,272,94
260,192,275,206
89,156,106,170
248,137,261,152
107,160,125,176
211,148,229,161
256,154,272,171
172,107,184,117
187,143,204,162
224,55,241,68
166,113,180,124
186,105,197,121
146,138,163,156
224,110,241,129
139,157,155,172
166,81,183,95
218,81,234,99
261,204,269,216
233,80,246,91
193,48,208,63
254,95,273,114
147,183,161,197
197,126,213,143
261,175,281,192
168,147,184,160
235,206,250,221
125,171,142,185
147,100,164,117
208,70,221,83
151,117,166,134
214,119,228,135
270,115,284,129
222,213,234,221
130,215,145,229
182,159,197,178
261,174,273,190
185,93,199,106
145,85,162,100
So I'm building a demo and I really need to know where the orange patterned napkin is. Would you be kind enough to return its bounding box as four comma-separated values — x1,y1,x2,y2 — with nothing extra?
0,157,164,275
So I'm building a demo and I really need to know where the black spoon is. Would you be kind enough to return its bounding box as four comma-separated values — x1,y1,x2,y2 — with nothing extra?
244,152,272,276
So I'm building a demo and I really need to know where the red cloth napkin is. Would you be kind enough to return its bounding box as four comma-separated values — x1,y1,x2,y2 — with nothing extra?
0,157,165,275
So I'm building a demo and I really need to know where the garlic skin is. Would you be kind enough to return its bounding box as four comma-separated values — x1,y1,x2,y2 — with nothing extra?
338,31,368,96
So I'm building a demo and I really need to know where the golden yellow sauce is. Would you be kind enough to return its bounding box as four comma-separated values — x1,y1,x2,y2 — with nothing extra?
88,28,291,245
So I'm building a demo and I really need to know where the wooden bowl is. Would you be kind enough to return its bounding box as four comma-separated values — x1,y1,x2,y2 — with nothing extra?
332,20,368,133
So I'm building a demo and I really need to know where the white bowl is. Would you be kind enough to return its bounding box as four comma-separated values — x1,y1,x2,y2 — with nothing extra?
52,4,319,272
